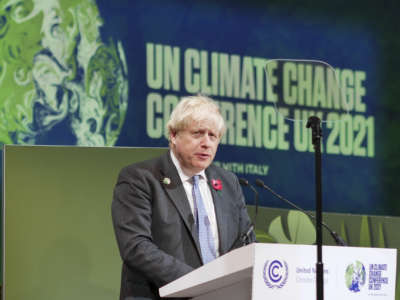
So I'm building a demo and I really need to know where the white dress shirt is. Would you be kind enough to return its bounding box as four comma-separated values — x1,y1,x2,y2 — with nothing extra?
170,151,220,257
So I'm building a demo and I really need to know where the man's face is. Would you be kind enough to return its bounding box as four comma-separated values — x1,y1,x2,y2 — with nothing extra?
171,120,220,176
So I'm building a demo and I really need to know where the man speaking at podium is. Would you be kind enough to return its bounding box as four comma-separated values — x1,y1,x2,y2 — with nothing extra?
112,95,255,300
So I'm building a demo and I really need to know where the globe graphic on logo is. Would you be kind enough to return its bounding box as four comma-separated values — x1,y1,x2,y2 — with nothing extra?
345,261,366,293
0,0,128,146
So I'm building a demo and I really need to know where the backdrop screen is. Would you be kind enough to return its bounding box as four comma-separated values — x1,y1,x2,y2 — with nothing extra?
0,0,398,215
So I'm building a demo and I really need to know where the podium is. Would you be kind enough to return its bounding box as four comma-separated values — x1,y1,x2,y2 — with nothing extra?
160,243,397,299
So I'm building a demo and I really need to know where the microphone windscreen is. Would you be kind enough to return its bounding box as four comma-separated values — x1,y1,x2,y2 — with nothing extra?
238,177,249,186
255,178,264,187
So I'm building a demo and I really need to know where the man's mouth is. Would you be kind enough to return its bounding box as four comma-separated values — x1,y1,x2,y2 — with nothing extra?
196,153,210,159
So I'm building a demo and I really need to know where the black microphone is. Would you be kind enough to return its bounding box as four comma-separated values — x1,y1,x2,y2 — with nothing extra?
255,178,347,246
239,177,259,230
229,222,255,250
241,223,255,246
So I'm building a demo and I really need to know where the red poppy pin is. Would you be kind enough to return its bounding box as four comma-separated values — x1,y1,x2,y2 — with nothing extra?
211,179,222,192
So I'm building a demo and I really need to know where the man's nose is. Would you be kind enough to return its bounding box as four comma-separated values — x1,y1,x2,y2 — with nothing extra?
200,134,212,147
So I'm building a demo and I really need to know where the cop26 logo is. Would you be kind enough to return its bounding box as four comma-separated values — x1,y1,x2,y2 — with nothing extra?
345,261,366,292
263,259,289,288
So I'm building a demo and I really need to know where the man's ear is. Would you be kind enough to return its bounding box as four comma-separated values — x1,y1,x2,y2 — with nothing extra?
170,131,177,144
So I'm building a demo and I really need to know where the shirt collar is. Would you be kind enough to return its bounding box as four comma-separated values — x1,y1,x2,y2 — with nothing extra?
170,150,207,183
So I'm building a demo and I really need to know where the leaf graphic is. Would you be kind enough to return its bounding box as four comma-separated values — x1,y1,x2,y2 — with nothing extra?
267,210,316,244
255,229,275,243
287,210,315,245
377,223,386,248
340,221,349,245
359,215,371,247
268,216,291,244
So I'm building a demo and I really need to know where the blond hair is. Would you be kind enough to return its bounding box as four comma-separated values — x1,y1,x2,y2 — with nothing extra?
167,95,226,139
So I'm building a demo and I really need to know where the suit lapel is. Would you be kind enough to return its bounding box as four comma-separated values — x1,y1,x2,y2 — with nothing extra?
206,167,230,255
158,152,202,258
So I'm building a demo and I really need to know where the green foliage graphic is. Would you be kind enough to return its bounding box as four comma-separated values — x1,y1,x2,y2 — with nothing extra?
0,0,128,146
267,210,316,244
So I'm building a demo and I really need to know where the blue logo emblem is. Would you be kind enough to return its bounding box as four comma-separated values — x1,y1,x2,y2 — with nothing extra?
345,261,366,292
263,259,289,288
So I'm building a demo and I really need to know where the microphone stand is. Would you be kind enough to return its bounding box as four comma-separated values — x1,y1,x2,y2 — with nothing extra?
306,116,324,300
239,178,259,230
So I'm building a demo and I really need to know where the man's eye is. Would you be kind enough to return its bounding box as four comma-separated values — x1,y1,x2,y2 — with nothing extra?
192,131,201,137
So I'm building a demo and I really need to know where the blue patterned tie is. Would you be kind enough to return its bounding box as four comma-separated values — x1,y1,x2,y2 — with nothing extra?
192,175,216,264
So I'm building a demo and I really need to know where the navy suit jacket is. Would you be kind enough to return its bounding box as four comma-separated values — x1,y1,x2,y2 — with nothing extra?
112,151,255,299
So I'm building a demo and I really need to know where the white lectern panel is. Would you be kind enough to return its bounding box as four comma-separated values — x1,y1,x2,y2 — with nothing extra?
160,244,397,300
252,244,397,300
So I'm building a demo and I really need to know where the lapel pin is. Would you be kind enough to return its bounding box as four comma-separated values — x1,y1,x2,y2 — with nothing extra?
163,177,171,185
211,179,223,193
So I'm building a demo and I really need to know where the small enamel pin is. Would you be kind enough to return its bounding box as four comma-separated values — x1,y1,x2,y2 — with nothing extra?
163,177,171,185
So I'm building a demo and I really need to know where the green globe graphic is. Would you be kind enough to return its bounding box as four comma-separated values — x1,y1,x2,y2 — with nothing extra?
345,261,366,293
0,0,128,146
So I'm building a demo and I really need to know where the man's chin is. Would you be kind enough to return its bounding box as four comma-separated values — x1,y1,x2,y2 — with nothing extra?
193,161,212,171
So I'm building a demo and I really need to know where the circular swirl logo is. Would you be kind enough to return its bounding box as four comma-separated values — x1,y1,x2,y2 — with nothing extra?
263,259,289,288
345,261,366,293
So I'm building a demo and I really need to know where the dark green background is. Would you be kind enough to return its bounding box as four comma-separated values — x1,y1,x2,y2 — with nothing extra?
3,146,167,299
